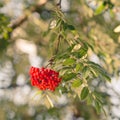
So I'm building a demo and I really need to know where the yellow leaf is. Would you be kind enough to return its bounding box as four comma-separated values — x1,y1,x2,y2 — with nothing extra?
114,25,120,33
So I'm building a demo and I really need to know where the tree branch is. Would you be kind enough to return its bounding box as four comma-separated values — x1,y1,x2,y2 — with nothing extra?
9,0,47,29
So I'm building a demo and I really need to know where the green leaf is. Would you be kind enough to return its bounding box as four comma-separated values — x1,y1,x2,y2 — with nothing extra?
42,30,50,37
87,94,93,105
72,79,83,88
63,23,75,31
63,73,76,81
3,31,9,39
88,61,111,82
58,86,68,93
67,24,75,30
67,44,75,52
87,61,102,70
75,63,83,72
95,3,106,15
94,100,101,114
81,87,89,100
100,72,111,82
56,52,70,59
89,67,98,77
93,91,107,115
63,58,76,66
49,33,57,43
94,93,103,105
72,47,88,58
0,38,9,51
82,66,90,78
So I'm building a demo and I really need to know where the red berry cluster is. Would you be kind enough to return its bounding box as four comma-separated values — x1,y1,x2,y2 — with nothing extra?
29,67,62,91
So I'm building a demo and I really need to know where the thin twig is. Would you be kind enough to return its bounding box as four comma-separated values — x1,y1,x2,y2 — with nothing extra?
55,35,61,54
45,56,55,68
56,0,62,8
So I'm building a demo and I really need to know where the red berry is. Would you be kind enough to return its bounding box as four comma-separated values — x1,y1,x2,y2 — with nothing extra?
29,66,62,91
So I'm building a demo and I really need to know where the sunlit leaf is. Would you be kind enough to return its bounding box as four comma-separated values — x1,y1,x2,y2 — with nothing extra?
114,25,120,33
82,66,90,78
3,32,9,39
95,3,106,15
89,67,98,77
49,19,57,29
75,63,83,72
72,47,88,58
63,58,76,66
72,79,83,88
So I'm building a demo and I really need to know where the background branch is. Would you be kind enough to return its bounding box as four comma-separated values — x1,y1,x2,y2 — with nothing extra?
56,0,62,8
9,0,47,29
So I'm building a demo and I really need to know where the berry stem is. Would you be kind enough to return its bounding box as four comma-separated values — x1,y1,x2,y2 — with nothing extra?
46,94,54,108
45,56,55,68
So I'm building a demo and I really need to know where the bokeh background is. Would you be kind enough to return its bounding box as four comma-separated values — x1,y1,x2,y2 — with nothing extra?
0,0,120,120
